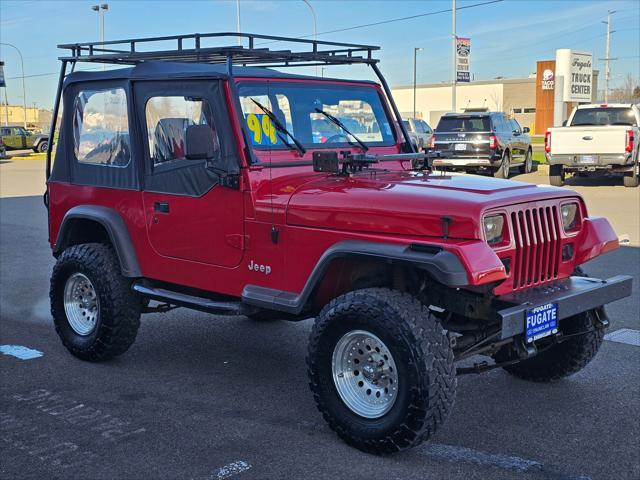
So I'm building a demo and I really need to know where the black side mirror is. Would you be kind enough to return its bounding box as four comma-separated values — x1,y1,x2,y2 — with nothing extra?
185,124,215,160
522,127,530,133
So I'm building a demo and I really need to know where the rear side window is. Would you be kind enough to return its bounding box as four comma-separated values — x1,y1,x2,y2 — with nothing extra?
436,116,490,132
145,96,221,166
73,88,130,167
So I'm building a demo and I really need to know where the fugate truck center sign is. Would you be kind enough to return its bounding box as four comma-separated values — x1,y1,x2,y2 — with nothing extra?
555,49,593,103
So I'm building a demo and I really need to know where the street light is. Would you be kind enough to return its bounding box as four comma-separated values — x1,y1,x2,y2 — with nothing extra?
91,4,109,45
413,47,423,119
0,42,27,129
301,0,318,75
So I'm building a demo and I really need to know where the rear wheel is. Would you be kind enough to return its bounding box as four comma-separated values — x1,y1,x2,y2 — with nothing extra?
50,243,141,361
519,149,533,174
307,288,456,454
493,150,510,179
549,164,565,186
623,163,639,187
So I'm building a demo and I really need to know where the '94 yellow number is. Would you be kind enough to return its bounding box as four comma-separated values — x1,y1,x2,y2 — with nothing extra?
246,113,277,145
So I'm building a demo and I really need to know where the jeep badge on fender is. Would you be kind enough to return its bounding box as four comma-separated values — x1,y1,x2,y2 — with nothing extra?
44,32,632,455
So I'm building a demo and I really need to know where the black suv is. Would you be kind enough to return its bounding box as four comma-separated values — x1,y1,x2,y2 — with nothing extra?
429,112,532,178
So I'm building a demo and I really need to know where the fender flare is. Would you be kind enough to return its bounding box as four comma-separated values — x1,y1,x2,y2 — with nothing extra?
241,240,469,315
53,205,142,277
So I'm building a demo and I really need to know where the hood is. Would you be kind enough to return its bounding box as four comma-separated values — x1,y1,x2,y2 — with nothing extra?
286,171,575,239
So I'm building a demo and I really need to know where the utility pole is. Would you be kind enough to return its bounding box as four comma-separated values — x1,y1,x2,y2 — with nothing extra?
452,0,457,112
91,4,108,69
301,0,317,75
601,10,616,102
413,47,423,118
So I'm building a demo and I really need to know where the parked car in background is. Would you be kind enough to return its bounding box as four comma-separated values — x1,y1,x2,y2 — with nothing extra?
0,137,6,159
0,125,49,152
402,117,433,149
545,103,639,187
428,112,532,178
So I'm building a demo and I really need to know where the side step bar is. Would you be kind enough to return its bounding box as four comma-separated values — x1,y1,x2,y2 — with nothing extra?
132,282,244,315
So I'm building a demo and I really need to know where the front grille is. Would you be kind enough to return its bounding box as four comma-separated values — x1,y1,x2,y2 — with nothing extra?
510,206,562,289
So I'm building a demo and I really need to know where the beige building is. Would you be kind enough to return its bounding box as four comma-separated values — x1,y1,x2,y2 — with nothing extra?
392,72,598,135
393,77,537,132
1,104,53,132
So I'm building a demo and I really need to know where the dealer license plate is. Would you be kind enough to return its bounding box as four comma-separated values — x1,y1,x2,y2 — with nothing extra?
578,155,596,164
454,143,467,151
525,303,558,343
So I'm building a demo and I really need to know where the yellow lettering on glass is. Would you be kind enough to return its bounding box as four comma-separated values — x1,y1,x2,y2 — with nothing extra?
246,113,262,144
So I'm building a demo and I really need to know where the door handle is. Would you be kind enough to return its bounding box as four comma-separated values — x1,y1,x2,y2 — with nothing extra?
154,201,170,213
582,136,593,140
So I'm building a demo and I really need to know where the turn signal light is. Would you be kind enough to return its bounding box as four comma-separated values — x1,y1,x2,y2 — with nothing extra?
544,130,551,153
429,136,435,149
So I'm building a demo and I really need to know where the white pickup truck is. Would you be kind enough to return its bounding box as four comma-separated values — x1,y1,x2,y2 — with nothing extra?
545,103,639,187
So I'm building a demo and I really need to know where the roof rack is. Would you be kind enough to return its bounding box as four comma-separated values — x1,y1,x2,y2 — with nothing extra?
58,32,380,67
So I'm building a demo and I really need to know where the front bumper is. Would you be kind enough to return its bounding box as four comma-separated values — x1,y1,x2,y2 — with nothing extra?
496,275,632,340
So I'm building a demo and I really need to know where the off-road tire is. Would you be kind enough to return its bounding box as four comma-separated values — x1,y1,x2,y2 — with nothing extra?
50,243,141,361
307,288,456,454
501,309,604,382
493,150,510,179
549,164,565,186
519,148,533,174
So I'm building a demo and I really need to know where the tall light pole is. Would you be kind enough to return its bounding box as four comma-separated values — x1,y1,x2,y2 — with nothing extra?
601,10,616,102
413,47,423,118
301,0,318,75
452,0,457,112
236,0,241,45
92,4,108,69
0,42,27,129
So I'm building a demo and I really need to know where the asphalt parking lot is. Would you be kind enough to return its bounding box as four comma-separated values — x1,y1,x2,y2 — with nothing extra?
1,159,638,480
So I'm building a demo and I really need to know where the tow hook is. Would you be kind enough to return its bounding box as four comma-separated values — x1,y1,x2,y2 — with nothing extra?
514,337,537,359
593,308,610,329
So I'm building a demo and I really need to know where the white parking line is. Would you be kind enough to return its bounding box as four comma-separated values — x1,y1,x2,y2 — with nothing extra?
422,443,592,479
604,328,640,347
212,460,251,479
0,345,43,360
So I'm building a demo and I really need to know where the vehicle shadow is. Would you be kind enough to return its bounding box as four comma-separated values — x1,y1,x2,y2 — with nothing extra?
564,172,628,187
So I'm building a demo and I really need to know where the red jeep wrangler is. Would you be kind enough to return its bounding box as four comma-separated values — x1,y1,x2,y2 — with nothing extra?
45,33,632,454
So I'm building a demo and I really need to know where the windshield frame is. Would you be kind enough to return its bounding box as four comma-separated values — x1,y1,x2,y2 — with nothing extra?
236,78,398,153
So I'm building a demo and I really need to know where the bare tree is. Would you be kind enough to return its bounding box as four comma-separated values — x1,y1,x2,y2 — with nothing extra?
610,74,640,103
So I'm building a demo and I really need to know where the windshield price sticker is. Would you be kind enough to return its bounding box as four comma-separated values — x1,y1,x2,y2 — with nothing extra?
245,113,280,146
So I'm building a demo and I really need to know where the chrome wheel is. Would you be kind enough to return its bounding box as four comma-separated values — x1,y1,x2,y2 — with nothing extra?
63,273,99,336
332,330,398,419
502,153,510,178
525,151,532,173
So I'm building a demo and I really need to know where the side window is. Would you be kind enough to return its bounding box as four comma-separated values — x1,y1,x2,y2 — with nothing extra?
145,96,221,166
73,88,130,167
511,119,521,133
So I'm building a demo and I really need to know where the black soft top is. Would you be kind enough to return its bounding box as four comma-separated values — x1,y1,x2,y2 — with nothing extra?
64,61,371,87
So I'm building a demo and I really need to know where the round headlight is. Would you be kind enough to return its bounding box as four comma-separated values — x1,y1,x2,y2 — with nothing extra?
483,215,505,245
561,203,579,231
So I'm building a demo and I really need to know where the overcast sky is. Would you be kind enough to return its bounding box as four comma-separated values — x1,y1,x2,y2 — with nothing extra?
1,0,639,109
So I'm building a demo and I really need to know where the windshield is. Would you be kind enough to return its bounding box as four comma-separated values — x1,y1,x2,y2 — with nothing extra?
570,107,637,126
436,116,491,132
238,82,395,149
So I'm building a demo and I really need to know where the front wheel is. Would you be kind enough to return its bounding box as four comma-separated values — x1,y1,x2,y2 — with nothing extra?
519,149,533,174
50,243,141,362
35,141,49,153
307,288,456,454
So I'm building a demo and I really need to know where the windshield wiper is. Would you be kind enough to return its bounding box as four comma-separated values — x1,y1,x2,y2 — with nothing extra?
250,98,306,156
314,108,369,152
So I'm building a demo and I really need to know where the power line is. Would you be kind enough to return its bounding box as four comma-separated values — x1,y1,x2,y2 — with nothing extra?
5,0,505,81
